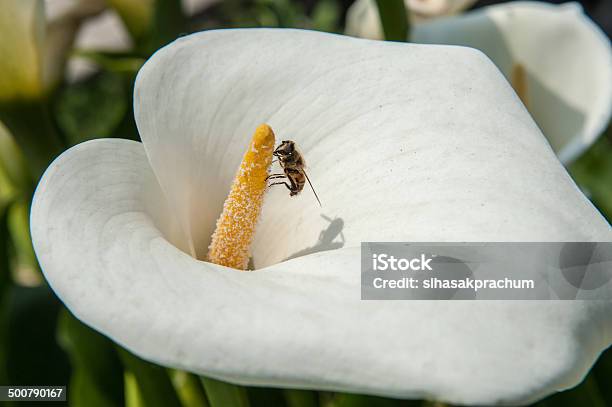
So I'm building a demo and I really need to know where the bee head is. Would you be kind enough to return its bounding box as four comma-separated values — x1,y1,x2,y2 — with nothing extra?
273,140,295,158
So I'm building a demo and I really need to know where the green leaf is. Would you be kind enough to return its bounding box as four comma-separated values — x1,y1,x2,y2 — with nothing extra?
311,0,340,33
202,377,250,407
534,375,606,407
109,0,186,55
254,0,306,28
7,200,40,284
71,51,145,75
149,0,187,52
569,131,612,222
125,371,145,407
374,0,410,42
284,389,318,407
0,101,65,181
107,0,154,44
5,285,71,386
593,347,612,405
172,370,210,407
329,393,419,407
57,308,124,407
118,347,182,407
247,386,286,407
0,122,31,201
0,203,12,387
54,71,128,146
0,202,11,297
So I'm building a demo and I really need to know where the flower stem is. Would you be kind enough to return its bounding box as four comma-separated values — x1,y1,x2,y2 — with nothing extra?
117,347,182,407
284,389,318,407
201,377,249,407
375,0,410,42
0,100,65,181
171,370,209,407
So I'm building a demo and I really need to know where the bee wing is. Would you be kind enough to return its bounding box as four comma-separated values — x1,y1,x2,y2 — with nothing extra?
294,144,306,167
303,170,322,207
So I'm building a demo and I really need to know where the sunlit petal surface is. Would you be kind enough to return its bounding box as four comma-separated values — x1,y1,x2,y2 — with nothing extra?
31,29,612,405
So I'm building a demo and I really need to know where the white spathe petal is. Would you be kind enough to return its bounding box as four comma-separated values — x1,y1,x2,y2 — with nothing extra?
134,29,609,265
33,30,612,405
411,1,612,164
32,139,612,405
345,0,478,40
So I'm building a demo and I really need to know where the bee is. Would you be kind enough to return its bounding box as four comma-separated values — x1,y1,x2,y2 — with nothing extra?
267,140,322,207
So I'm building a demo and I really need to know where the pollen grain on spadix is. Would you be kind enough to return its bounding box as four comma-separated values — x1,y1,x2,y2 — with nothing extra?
207,124,275,270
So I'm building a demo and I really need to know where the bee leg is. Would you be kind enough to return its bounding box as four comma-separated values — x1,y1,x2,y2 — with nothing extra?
267,181,293,191
287,177,299,196
266,173,286,181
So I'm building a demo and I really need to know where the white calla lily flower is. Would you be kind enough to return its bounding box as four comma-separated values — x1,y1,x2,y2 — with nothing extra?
345,0,478,39
347,1,612,164
182,0,219,17
45,0,132,81
72,10,133,52
58,0,217,54
411,2,612,164
31,29,612,405
44,0,107,88
65,9,133,81
54,0,216,81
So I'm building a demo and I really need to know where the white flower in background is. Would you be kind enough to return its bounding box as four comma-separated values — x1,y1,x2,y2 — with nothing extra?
182,0,219,17
31,30,612,405
346,0,478,39
411,2,612,164
347,1,612,164
0,0,100,100
45,0,133,81
46,0,219,81
63,9,134,81
49,0,220,53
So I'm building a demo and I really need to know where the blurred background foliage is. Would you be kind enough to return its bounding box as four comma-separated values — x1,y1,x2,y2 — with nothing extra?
0,0,610,406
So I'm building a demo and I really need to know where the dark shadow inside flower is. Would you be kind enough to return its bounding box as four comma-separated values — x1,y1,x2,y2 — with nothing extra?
526,69,586,157
476,19,588,160
247,214,345,270
283,214,346,261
